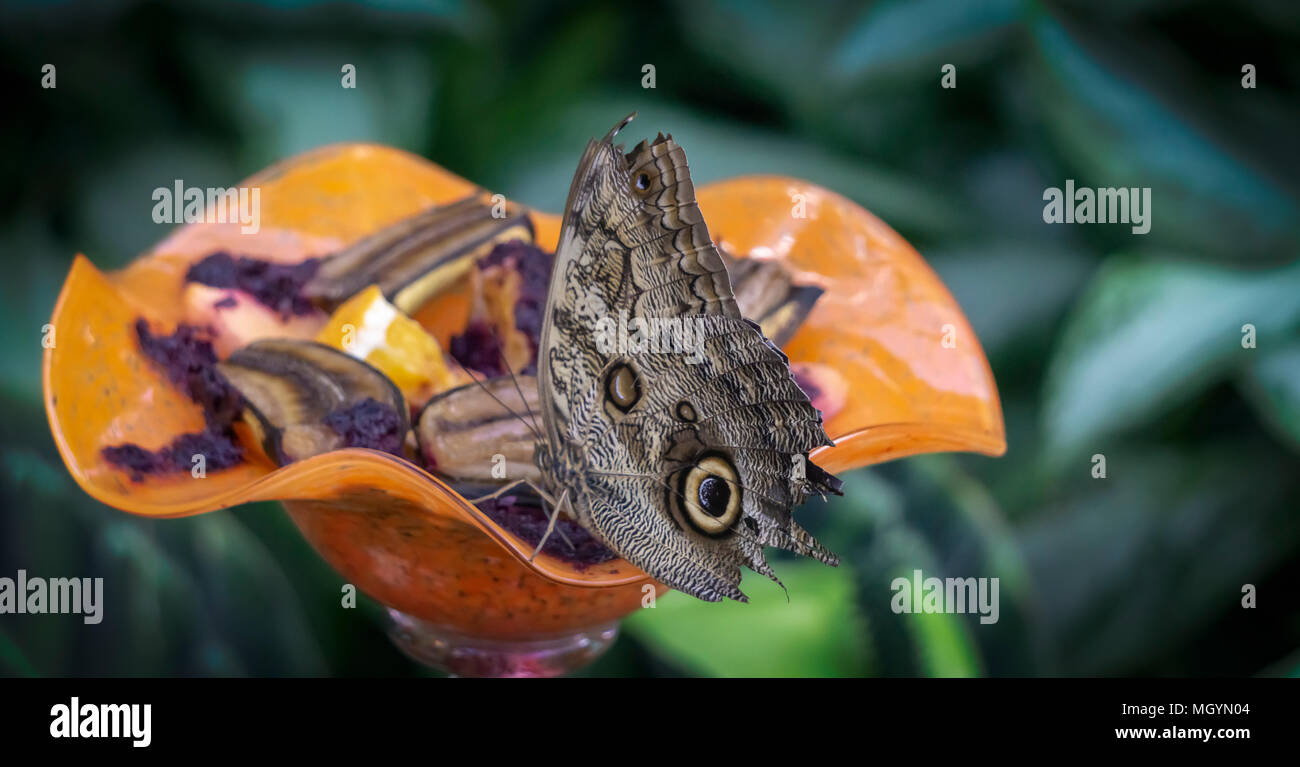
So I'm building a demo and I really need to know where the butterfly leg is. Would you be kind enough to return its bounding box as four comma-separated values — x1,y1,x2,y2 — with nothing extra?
464,477,565,508
530,487,572,562
463,478,535,504
465,480,577,557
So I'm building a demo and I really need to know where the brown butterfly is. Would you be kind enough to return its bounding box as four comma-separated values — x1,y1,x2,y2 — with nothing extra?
525,114,842,602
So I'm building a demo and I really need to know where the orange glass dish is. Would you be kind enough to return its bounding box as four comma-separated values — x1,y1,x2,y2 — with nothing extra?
43,143,1004,675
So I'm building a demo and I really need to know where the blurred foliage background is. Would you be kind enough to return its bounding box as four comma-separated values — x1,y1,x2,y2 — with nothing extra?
2,0,1298,677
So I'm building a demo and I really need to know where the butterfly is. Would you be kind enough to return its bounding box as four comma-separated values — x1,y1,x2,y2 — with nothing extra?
521,114,842,602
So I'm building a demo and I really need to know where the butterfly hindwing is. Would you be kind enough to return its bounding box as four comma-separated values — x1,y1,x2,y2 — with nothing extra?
536,115,841,601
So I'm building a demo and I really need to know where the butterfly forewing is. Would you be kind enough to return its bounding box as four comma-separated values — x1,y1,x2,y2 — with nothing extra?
536,115,842,602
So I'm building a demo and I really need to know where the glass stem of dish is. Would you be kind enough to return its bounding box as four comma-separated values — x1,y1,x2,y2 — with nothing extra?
383,608,619,677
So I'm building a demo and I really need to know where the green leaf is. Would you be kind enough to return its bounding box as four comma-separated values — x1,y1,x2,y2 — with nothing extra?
625,561,869,678
1240,340,1300,452
1042,255,1300,466
0,629,40,678
78,143,235,268
928,240,1092,358
1019,443,1300,674
0,448,93,673
831,0,1021,82
229,43,438,170
836,459,1032,677
668,0,849,111
86,511,328,676
499,101,972,239
187,513,329,676
98,521,209,675
0,219,74,405
1023,15,1300,259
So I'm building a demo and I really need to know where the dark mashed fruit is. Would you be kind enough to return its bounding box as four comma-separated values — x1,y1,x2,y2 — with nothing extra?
476,496,616,568
448,320,506,377
103,320,246,480
186,251,321,319
449,241,553,376
322,397,406,457
135,319,243,426
102,430,244,482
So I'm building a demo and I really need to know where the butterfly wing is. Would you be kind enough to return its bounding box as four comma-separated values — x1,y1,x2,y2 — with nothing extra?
536,114,841,602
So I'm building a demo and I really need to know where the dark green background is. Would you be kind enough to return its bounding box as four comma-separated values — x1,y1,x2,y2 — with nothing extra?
2,0,1298,676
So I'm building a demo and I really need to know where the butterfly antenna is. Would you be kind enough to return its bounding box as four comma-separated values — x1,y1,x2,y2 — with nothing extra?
449,353,544,443
495,344,542,439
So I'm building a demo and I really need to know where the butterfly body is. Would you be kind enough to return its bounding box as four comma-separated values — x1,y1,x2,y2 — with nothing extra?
535,114,842,602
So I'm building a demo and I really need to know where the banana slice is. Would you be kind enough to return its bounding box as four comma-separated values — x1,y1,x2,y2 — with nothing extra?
218,339,409,465
721,250,824,347
304,195,534,314
415,375,541,491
